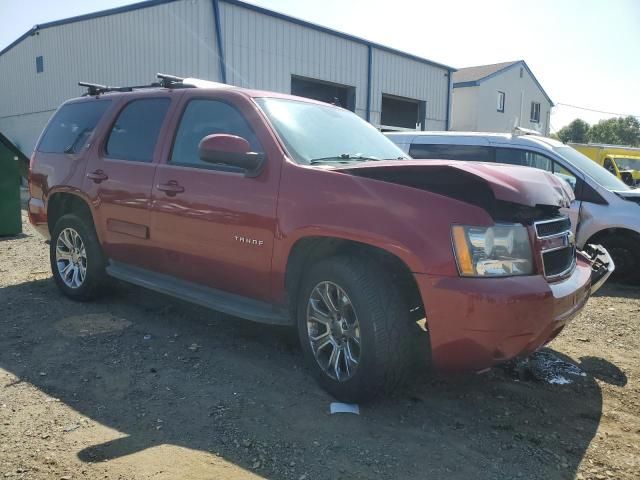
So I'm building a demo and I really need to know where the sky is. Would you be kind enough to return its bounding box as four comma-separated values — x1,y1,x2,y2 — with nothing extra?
1,0,638,131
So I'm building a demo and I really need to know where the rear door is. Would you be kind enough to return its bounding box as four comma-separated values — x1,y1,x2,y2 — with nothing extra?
148,93,282,302
83,95,173,269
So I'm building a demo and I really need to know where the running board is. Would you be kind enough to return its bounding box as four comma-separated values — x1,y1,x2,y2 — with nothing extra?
106,262,291,326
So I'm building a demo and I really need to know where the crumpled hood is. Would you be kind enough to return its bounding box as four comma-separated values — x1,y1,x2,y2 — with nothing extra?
333,160,574,209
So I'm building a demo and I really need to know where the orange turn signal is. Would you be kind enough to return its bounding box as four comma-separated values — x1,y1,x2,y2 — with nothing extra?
452,226,475,276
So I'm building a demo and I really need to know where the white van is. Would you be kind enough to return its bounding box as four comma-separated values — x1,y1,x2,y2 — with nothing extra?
386,131,640,283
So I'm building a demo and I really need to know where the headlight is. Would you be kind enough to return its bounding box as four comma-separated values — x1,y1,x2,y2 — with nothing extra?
451,224,533,277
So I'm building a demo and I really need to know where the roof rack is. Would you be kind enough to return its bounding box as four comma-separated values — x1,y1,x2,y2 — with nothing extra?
513,126,542,136
79,73,230,96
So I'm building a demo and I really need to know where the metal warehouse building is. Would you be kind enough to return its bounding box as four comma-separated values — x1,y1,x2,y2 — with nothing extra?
0,0,454,155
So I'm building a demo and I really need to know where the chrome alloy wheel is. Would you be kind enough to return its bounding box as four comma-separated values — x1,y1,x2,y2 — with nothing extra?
306,281,361,382
55,227,87,289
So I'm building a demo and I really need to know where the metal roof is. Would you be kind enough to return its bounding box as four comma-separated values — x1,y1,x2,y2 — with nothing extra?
0,0,456,71
452,60,553,106
452,61,519,85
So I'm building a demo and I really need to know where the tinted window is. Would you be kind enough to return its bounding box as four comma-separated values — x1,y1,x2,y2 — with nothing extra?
106,98,170,162
495,148,553,171
38,100,111,154
496,148,577,190
171,99,262,167
409,143,494,162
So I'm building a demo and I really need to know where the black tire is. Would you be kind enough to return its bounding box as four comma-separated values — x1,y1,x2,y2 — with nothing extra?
296,255,413,403
599,235,640,284
50,213,108,301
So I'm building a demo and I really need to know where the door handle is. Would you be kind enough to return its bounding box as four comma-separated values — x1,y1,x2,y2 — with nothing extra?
157,181,185,196
86,169,108,183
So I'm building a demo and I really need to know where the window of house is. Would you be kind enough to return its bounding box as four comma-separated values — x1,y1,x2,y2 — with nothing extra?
105,98,170,162
37,100,112,154
497,91,505,113
530,102,541,123
520,67,524,78
171,99,262,168
36,56,44,73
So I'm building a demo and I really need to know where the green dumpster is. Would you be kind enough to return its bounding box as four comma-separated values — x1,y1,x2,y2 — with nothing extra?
0,131,28,236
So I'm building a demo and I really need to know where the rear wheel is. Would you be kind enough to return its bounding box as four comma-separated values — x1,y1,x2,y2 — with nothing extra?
599,235,640,284
50,213,108,300
296,256,413,402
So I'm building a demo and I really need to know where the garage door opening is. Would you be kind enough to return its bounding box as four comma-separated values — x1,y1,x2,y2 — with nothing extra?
291,76,356,111
380,94,426,131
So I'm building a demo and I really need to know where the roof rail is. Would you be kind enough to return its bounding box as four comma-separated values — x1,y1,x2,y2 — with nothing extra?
79,73,229,96
158,73,232,90
78,80,164,96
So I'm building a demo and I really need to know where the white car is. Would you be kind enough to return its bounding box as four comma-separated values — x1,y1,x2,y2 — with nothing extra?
386,131,640,283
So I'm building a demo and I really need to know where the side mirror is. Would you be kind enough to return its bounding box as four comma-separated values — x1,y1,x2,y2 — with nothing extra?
198,134,264,173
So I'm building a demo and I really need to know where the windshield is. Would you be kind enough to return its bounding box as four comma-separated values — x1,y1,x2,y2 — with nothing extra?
615,157,640,171
554,146,631,191
255,97,408,165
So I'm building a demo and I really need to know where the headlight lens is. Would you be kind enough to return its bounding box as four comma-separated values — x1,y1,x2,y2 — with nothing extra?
451,224,533,277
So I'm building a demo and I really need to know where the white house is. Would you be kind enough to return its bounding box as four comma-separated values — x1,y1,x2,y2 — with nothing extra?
450,60,553,135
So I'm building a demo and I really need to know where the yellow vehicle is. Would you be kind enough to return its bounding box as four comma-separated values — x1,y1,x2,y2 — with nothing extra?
570,143,640,186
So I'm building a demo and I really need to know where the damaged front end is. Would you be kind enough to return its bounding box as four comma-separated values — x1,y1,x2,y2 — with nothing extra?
580,244,615,294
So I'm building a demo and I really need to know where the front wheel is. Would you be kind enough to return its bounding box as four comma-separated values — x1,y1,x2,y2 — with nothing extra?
50,213,108,301
296,256,413,402
599,235,640,284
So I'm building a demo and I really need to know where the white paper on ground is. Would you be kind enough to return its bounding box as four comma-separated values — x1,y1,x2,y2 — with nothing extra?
330,402,360,415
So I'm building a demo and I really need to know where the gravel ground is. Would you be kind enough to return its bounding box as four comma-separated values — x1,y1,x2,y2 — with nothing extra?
1,212,639,480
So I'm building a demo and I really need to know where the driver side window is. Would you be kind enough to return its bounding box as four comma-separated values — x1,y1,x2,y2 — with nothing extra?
171,99,262,167
495,148,577,190
603,158,617,174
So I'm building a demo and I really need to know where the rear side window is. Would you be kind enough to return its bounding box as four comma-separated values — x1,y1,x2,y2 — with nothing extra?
38,100,111,154
409,143,494,162
106,98,170,162
171,99,262,167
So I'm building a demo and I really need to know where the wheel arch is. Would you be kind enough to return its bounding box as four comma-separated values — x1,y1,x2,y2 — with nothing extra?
283,235,425,322
586,226,640,245
47,190,96,236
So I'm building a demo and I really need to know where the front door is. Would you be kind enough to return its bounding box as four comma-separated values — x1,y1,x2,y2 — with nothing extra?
149,95,281,302
83,96,172,269
494,148,581,231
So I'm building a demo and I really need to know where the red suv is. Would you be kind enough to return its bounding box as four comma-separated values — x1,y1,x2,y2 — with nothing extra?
29,75,611,401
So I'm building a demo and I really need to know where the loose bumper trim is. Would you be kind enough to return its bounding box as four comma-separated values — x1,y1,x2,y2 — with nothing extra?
580,244,615,295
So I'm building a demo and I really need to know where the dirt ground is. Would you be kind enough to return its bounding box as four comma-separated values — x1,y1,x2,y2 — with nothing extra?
1,213,639,480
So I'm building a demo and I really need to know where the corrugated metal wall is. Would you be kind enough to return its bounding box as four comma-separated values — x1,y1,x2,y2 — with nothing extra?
370,49,449,131
0,0,220,153
219,2,369,119
0,0,450,155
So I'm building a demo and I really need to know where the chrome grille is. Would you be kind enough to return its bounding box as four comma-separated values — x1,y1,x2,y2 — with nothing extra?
534,217,576,279
535,217,571,238
542,247,575,277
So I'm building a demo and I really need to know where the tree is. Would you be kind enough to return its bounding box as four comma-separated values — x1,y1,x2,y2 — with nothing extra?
588,116,640,146
557,119,590,144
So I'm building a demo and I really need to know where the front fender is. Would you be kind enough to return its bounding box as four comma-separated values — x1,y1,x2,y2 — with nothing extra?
270,163,495,302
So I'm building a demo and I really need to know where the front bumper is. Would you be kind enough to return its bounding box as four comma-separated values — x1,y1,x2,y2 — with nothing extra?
580,244,615,295
415,258,592,372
